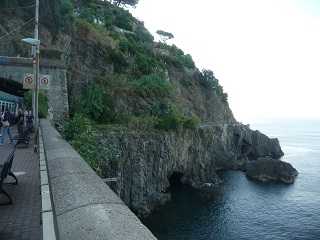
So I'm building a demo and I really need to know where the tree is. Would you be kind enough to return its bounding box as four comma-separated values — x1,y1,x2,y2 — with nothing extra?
112,0,139,7
201,69,219,88
156,30,174,43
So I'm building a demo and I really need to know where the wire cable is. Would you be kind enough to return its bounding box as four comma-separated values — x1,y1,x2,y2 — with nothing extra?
0,17,35,41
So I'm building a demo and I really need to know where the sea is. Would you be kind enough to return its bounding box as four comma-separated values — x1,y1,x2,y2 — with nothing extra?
143,119,320,240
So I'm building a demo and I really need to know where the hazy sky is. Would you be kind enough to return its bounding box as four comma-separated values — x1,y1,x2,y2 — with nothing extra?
131,0,320,123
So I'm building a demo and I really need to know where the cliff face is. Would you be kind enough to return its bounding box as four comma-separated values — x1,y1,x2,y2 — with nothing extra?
98,124,283,217
67,23,236,124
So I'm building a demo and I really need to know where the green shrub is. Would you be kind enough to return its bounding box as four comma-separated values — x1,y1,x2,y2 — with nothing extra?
119,39,131,53
38,92,49,118
152,104,200,130
171,44,185,56
75,18,95,38
126,116,158,130
201,69,229,103
222,93,228,102
134,54,158,75
80,84,105,121
183,115,200,129
135,24,154,43
131,74,172,98
113,9,133,31
23,90,48,118
63,113,121,177
24,91,32,111
57,0,74,31
104,14,113,28
79,83,114,123
71,130,105,176
78,7,97,23
63,113,92,141
155,111,183,131
157,44,195,69
178,54,195,69
108,49,129,73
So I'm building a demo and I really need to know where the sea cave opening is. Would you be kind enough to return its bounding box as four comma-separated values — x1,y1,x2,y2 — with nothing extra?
168,171,184,189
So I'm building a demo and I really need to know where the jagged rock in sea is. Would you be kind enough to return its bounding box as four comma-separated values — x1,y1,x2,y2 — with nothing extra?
245,157,298,184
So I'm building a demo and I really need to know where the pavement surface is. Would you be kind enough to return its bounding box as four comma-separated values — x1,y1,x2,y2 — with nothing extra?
0,129,42,240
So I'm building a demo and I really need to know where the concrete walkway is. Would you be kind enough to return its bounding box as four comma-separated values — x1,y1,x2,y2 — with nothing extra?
0,131,42,240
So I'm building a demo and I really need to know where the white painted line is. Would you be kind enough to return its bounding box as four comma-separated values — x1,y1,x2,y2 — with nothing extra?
40,171,48,185
41,184,52,212
13,171,26,176
42,211,56,240
40,165,47,171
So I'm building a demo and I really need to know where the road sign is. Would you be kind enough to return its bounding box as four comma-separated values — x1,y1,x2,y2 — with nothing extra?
23,74,51,90
40,74,50,90
23,73,34,89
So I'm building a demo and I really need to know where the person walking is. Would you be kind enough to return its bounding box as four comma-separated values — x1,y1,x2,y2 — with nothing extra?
0,109,13,145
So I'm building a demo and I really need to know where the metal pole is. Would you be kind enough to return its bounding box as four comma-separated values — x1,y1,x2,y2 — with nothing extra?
34,0,40,152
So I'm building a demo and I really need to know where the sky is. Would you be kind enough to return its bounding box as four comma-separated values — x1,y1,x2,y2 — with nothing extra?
131,0,320,123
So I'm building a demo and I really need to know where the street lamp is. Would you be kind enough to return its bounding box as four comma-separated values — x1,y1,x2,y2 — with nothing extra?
21,36,40,152
21,38,40,46
21,37,40,124
22,0,40,153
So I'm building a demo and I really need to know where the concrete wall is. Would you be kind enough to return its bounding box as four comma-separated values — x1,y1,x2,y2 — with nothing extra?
0,56,69,122
40,119,157,240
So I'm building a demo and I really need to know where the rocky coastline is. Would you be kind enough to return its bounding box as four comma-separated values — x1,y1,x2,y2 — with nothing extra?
98,123,297,217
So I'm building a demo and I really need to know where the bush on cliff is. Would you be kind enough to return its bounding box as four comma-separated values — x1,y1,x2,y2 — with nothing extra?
200,69,228,102
63,113,122,176
63,114,104,175
152,104,200,130
63,113,92,141
130,73,172,98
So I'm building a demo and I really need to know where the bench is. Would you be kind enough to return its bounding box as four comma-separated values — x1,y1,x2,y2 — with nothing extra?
0,148,17,205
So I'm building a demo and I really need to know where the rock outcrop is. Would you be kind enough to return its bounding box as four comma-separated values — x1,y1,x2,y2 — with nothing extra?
98,123,285,217
245,157,298,184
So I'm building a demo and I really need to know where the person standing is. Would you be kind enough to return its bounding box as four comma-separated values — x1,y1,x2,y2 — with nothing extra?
26,110,34,132
0,109,13,145
17,109,24,137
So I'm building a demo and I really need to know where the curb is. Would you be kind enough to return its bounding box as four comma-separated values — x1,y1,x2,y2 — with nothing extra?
39,127,57,240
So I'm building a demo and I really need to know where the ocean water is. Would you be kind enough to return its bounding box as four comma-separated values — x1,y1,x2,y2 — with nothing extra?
144,120,320,240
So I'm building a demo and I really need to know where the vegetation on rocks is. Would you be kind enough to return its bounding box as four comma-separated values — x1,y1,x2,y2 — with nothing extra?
0,0,231,179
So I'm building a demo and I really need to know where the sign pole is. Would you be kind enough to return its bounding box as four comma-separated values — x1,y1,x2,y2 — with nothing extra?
34,0,40,152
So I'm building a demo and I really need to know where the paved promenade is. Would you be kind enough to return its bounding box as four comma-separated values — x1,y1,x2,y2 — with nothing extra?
0,132,42,240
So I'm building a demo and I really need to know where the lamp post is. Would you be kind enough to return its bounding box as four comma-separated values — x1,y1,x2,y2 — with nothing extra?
21,0,40,152
21,37,40,126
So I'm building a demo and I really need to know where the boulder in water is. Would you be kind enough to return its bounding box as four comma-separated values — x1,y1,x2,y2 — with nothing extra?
245,157,298,184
